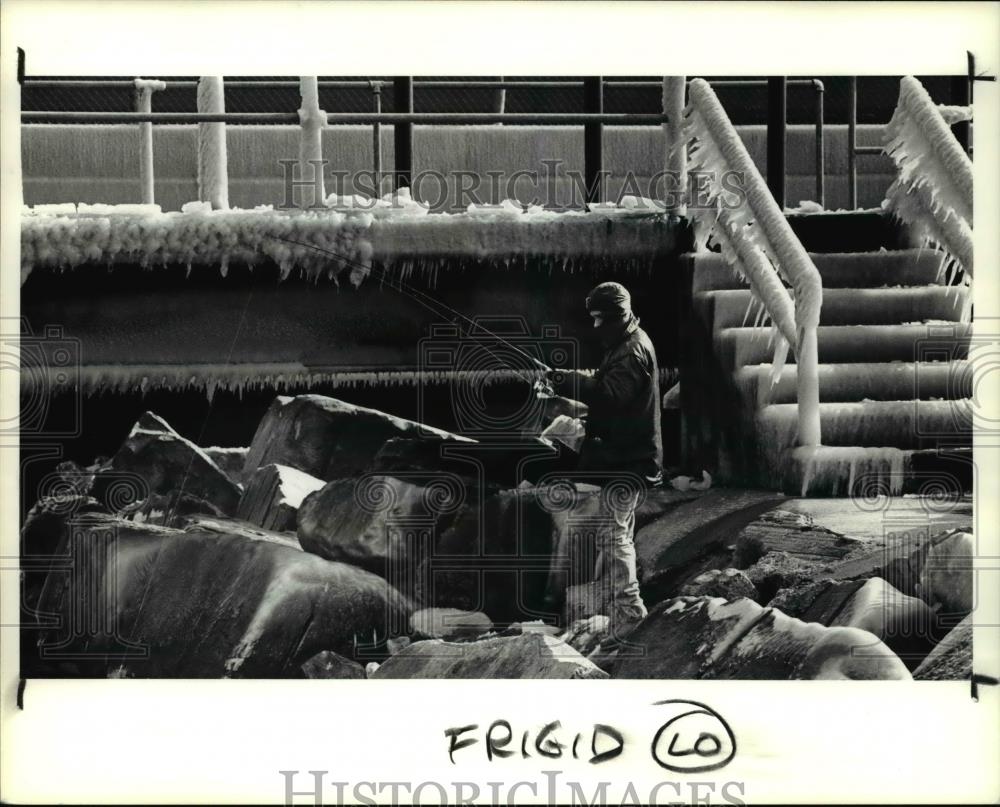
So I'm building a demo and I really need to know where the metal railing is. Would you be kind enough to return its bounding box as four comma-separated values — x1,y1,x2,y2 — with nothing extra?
683,78,823,447
21,75,828,210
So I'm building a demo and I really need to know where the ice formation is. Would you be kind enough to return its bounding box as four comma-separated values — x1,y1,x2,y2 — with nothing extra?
683,78,822,445
882,77,973,276
20,201,676,285
197,77,229,210
298,77,327,207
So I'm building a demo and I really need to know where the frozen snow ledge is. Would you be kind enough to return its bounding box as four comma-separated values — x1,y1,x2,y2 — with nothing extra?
20,205,684,286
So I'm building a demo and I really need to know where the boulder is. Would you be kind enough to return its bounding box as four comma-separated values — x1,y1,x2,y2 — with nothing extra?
130,490,227,527
560,615,611,656
680,568,758,601
913,614,973,680
772,577,936,664
370,633,607,679
410,608,493,641
297,474,466,595
743,551,829,603
238,464,326,533
733,508,857,568
301,650,366,679
915,530,973,617
97,413,242,516
635,490,786,603
180,515,301,550
243,395,473,481
203,446,250,485
416,483,605,624
612,596,911,680
35,513,412,677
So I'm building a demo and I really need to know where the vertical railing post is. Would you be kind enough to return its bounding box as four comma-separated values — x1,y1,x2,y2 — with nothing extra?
662,76,687,215
393,76,413,191
298,76,327,208
766,76,787,208
583,76,603,206
134,79,164,205
494,75,507,122
196,76,229,210
847,76,858,210
813,80,825,208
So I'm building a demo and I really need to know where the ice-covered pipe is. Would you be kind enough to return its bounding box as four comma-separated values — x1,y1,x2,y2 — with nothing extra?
197,76,229,210
134,79,165,204
684,78,823,446
298,76,327,207
661,76,687,215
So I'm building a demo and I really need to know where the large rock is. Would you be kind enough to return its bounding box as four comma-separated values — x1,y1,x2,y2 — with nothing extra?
96,412,242,517
238,464,326,532
370,633,607,679
913,614,973,680
680,568,758,601
301,650,366,679
410,608,493,641
635,490,786,604
35,513,412,677
416,483,605,624
772,577,936,664
733,508,857,567
243,395,473,481
914,530,973,617
297,474,466,595
203,446,250,485
612,596,911,680
743,551,829,603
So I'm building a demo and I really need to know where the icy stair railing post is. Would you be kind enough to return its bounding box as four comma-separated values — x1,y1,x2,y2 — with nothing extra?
299,77,327,208
133,79,165,204
682,78,823,448
197,77,230,210
883,76,973,278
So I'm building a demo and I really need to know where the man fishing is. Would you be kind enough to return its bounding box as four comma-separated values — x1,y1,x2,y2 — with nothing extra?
541,281,663,637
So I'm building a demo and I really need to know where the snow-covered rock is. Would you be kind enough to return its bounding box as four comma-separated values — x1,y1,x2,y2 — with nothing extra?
370,633,607,679
409,608,493,642
238,463,326,533
680,568,758,601
613,596,911,680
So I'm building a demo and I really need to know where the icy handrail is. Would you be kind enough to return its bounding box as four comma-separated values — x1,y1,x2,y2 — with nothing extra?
682,78,822,446
883,76,973,276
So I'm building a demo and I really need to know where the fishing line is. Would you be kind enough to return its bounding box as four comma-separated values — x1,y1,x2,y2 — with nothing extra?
265,234,554,385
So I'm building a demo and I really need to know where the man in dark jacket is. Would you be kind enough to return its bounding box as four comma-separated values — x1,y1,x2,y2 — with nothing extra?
545,281,663,633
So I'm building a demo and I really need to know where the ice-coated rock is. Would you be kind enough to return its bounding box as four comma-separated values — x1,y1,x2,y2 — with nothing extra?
238,463,325,533
913,614,972,680
680,568,758,601
203,446,250,485
97,412,242,516
243,395,472,481
410,608,493,641
370,633,607,679
297,475,465,592
301,650,366,679
612,596,911,680
35,513,412,677
915,529,973,617
560,615,611,657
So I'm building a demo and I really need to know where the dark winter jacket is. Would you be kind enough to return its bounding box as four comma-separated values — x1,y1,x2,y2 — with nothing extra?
554,317,663,483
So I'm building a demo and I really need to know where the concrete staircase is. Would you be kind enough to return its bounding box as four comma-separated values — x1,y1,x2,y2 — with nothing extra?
681,215,973,496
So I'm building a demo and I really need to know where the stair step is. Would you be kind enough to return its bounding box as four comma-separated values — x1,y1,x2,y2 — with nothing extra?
692,249,952,292
757,400,972,451
716,323,972,368
785,210,906,253
697,286,969,329
735,361,971,404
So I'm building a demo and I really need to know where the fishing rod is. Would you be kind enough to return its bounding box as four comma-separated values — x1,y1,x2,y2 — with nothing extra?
265,234,556,388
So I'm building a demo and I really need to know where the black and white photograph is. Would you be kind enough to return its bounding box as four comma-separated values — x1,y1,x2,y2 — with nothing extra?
1,2,998,804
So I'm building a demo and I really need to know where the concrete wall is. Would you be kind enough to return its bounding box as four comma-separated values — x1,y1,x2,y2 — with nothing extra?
22,123,896,213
